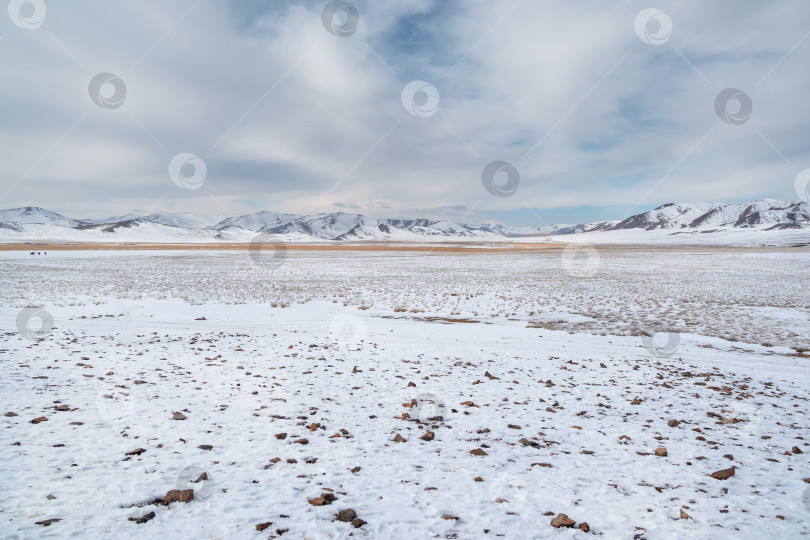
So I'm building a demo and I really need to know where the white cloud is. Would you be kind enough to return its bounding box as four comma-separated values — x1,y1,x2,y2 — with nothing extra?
0,0,808,223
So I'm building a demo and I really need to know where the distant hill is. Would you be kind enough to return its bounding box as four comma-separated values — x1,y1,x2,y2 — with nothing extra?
0,200,807,245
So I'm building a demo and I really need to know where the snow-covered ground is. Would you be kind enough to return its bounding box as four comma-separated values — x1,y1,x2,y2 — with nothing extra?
1,248,809,539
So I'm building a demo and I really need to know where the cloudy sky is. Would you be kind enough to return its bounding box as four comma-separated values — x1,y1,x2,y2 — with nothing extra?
1,0,808,225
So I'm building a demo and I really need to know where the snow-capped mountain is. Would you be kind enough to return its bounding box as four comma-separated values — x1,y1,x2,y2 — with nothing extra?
208,211,301,232
0,200,807,244
0,206,82,228
611,200,809,231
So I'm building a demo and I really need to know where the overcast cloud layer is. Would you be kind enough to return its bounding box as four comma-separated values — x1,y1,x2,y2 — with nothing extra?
1,0,809,224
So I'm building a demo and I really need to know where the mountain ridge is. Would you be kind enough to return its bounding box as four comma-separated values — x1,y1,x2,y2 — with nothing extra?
0,200,808,244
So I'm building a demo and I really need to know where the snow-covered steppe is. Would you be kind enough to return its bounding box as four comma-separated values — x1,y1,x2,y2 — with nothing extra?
1,247,809,539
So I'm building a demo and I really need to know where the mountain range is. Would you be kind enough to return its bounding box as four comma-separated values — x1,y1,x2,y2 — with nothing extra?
0,199,808,244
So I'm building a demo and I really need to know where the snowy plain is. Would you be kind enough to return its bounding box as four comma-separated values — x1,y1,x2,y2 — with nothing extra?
1,247,809,539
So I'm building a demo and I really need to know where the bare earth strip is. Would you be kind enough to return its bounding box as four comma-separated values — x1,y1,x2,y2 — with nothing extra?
0,242,562,253
1,242,808,254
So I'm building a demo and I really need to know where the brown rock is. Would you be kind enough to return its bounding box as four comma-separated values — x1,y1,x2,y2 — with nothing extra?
35,518,61,526
420,431,435,441
792,446,803,454
519,438,539,448
162,489,194,504
631,397,642,405
309,497,327,506
125,448,146,456
474,476,483,482
4,412,18,417
407,381,416,387
393,433,407,443
172,412,187,421
335,509,357,522
198,444,213,451
710,467,735,480
551,513,575,528
129,511,155,524
579,522,590,532
55,405,70,412
508,424,521,429
351,518,367,528
192,472,208,483
655,447,668,457
442,514,459,520
667,420,680,427
30,416,48,424
256,522,273,531
295,438,309,445
275,433,287,439
351,466,361,473
680,509,691,519
470,448,488,456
